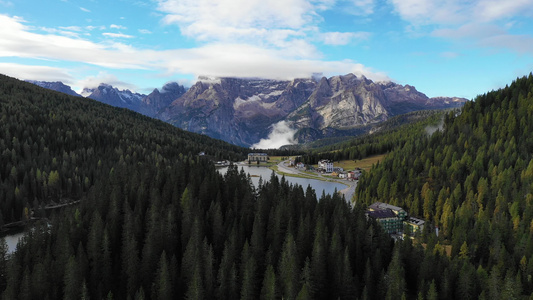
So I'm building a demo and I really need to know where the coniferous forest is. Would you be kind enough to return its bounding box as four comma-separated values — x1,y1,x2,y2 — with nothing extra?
1,73,533,299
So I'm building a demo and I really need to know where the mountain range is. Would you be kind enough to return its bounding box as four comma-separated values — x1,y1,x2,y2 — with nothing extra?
28,74,467,147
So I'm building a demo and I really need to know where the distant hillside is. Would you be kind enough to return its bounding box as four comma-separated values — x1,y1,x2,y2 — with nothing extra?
26,80,81,97
27,81,187,118
0,74,246,225
300,109,448,162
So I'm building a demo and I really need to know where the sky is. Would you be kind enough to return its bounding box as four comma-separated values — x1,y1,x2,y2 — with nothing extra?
0,0,532,99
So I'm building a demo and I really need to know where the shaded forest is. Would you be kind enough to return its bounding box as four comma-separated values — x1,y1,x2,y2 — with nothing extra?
2,73,533,299
0,75,246,225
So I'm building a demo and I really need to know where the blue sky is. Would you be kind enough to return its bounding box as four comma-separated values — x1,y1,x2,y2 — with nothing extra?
0,0,532,99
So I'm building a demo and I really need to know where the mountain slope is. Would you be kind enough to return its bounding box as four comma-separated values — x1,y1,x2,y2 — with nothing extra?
158,77,316,146
0,72,404,300
139,82,187,117
82,83,146,111
0,74,246,225
26,80,81,97
30,80,188,118
25,75,466,148
160,74,466,147
357,73,533,296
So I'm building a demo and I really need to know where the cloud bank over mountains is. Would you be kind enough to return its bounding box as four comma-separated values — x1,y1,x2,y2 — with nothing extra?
0,0,532,98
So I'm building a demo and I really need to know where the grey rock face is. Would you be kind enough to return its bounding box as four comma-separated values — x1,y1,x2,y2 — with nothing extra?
158,74,466,147
139,82,187,117
83,84,146,111
26,75,466,148
26,80,82,97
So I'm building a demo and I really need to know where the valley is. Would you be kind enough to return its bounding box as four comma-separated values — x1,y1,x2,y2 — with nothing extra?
2,73,533,299
3,0,532,298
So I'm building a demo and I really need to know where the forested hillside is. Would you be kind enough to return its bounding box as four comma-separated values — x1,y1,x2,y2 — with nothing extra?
301,110,446,164
0,74,246,225
2,74,533,300
357,73,533,298
0,75,401,299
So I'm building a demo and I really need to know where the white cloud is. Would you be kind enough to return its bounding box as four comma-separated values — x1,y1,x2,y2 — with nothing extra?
37,26,81,38
432,23,533,54
474,0,533,22
139,29,152,34
0,14,389,90
390,0,466,25
252,121,298,149
0,1,13,7
0,63,75,83
391,0,533,26
159,43,389,82
75,71,138,92
102,32,134,39
86,25,106,31
110,24,127,30
80,7,91,13
337,0,375,16
390,0,533,54
322,31,370,45
353,0,375,15
432,23,505,39
157,0,316,33
155,0,334,54
59,26,83,32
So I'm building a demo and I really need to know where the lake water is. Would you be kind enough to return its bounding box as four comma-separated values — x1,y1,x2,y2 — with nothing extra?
2,231,25,254
217,165,346,198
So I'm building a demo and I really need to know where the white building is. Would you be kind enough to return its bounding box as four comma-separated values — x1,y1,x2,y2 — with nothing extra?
248,153,269,162
318,160,333,173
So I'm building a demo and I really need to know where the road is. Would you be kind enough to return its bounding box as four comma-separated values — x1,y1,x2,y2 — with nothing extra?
276,160,358,204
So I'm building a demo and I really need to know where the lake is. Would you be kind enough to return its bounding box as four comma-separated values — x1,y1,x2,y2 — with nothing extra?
2,230,25,254
217,165,347,198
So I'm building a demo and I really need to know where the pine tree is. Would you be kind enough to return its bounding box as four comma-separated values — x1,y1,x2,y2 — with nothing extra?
63,255,81,300
260,264,277,300
153,251,173,300
279,233,300,300
385,246,405,300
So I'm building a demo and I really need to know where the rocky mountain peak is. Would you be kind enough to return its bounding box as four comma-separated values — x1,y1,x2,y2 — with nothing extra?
25,74,467,148
161,73,467,147
140,82,187,117
26,80,81,97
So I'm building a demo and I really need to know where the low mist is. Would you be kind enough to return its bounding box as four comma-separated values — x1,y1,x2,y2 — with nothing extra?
425,119,444,136
251,121,298,149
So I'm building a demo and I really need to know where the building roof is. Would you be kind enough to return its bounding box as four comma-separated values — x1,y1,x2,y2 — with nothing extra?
248,153,268,156
366,209,397,219
369,202,404,213
406,217,425,226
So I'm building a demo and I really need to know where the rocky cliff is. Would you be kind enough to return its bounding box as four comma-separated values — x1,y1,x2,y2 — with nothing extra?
159,74,466,147
25,75,466,148
26,80,81,97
